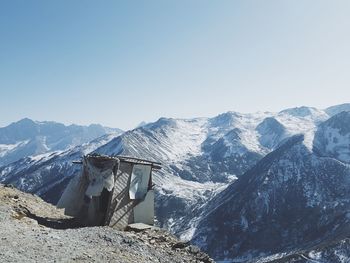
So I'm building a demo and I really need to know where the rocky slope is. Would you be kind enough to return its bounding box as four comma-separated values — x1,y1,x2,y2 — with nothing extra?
0,184,213,263
325,103,350,117
313,111,350,163
252,237,350,263
191,111,350,262
0,104,349,262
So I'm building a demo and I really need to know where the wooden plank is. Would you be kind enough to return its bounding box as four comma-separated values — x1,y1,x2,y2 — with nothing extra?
106,162,135,229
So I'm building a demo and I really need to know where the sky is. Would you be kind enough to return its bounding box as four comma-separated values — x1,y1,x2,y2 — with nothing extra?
1,1,350,130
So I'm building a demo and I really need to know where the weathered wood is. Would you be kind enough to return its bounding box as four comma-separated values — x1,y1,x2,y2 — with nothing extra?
73,154,162,170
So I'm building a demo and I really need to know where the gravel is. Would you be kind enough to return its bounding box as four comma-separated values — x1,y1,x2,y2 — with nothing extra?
0,184,213,263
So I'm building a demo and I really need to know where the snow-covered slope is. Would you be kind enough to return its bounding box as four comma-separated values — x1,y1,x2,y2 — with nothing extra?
0,104,348,262
325,103,350,116
313,111,350,163
0,118,122,167
0,133,119,204
93,116,265,235
77,107,331,237
191,111,350,262
253,237,350,263
0,107,333,214
256,117,287,150
279,106,328,120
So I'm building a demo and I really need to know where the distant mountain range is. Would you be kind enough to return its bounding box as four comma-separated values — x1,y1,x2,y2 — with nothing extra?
0,118,123,166
1,103,350,262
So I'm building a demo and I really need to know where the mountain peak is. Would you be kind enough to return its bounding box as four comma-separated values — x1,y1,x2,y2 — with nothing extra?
144,117,177,130
209,112,240,127
0,118,123,166
323,111,350,135
325,103,350,116
279,106,320,117
11,118,37,127
256,117,286,150
16,117,36,124
313,111,350,163
192,132,350,261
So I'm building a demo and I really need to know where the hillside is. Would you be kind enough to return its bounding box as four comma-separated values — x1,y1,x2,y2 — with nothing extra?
192,112,350,261
0,184,213,263
1,104,350,262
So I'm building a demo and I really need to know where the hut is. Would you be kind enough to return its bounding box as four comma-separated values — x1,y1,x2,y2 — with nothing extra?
57,154,161,229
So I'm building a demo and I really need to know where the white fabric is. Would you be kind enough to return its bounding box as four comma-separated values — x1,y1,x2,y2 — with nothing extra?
85,159,115,197
129,164,151,200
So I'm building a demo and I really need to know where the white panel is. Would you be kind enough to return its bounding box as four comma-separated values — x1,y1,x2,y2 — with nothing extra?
129,164,151,200
57,172,87,217
133,190,154,225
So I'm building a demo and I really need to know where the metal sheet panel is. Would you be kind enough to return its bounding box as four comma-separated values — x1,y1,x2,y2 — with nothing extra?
57,170,88,217
107,162,135,229
133,190,154,225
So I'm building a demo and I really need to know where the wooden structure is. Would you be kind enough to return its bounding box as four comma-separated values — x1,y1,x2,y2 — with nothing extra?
57,154,161,229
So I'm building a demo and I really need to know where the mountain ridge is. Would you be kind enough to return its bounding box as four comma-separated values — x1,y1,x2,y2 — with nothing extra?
1,103,349,262
0,118,123,167
191,112,350,261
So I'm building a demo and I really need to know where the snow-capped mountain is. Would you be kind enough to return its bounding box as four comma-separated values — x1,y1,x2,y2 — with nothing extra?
191,111,350,262
0,118,122,167
325,103,350,116
279,106,328,120
0,133,119,204
252,236,350,263
313,111,350,163
0,107,326,224
256,117,287,150
0,104,349,262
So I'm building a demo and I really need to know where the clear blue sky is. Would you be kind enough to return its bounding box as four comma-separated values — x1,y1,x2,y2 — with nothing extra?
1,1,349,130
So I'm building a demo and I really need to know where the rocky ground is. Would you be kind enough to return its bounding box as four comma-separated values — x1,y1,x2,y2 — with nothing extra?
0,184,213,263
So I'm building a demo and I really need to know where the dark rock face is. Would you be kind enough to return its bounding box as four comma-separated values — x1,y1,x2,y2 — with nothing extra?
256,237,350,263
313,111,350,163
325,103,350,116
304,238,350,263
208,128,244,161
202,128,263,181
256,117,286,150
192,134,350,261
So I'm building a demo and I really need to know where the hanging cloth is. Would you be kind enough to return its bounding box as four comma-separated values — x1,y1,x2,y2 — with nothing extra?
129,164,151,200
